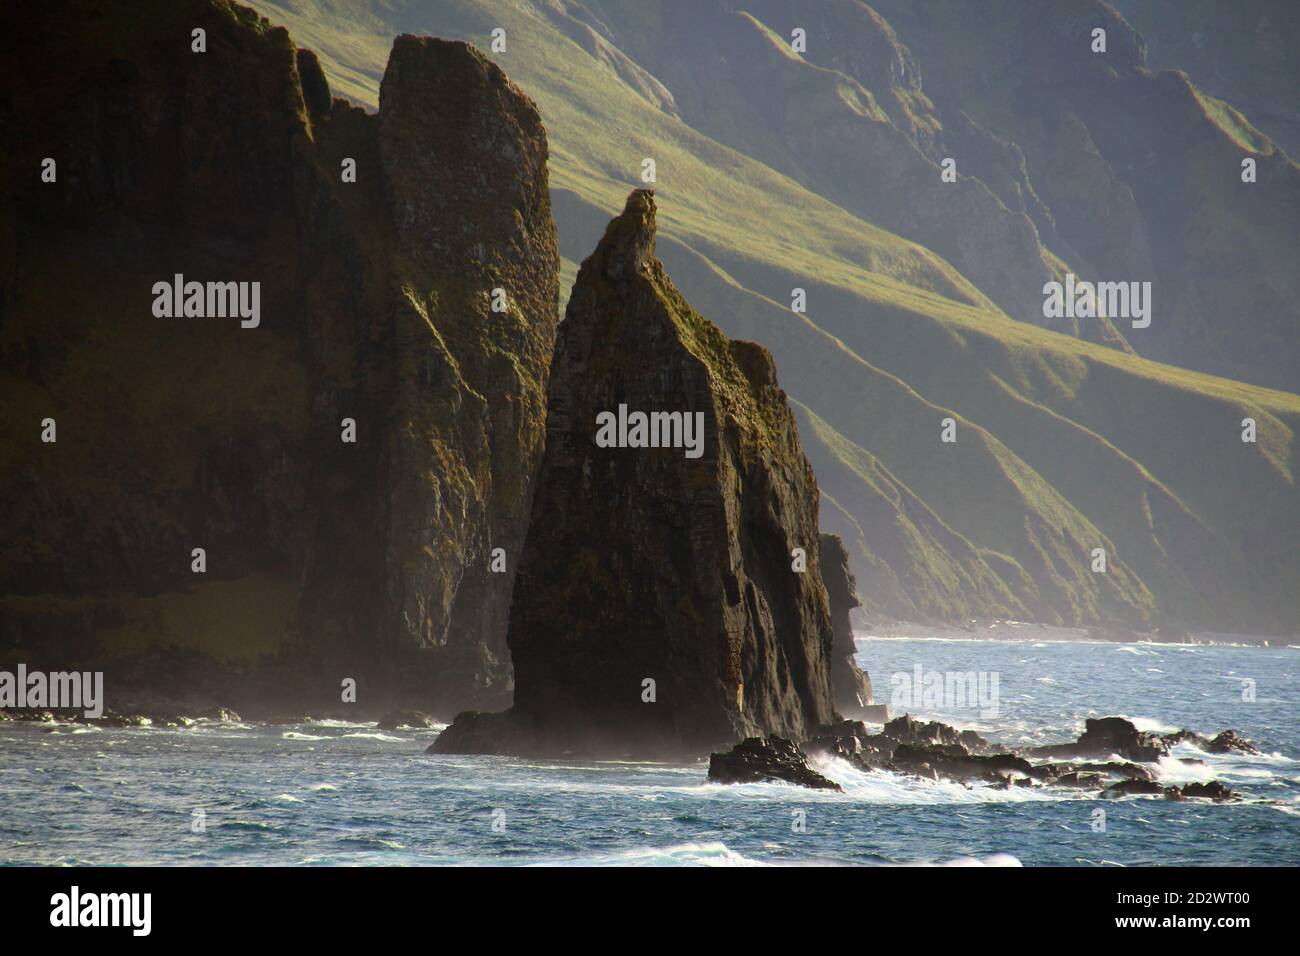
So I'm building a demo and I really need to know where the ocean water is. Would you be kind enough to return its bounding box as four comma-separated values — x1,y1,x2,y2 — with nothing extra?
1,636,1296,866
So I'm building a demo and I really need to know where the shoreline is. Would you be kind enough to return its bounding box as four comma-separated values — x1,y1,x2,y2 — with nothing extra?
858,619,1299,649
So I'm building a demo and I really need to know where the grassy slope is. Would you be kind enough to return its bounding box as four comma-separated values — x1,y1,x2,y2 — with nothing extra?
248,0,1300,633
867,0,1300,392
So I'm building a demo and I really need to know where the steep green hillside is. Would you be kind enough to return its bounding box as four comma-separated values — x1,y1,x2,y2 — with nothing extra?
869,0,1300,391
248,0,1300,634
1112,0,1300,157
567,0,1131,349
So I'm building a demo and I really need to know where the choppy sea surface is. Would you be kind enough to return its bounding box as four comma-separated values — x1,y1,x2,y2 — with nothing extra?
2,636,1296,866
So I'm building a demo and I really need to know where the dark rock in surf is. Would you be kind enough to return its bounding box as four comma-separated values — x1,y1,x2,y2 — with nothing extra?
377,709,437,730
1103,778,1166,798
708,735,842,791
882,714,997,754
1175,781,1237,802
889,743,1034,783
1204,730,1260,755
1028,717,1168,763
1051,770,1107,790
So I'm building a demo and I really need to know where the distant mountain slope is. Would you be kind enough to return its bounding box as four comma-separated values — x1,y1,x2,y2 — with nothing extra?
563,0,1129,349
249,0,1300,634
869,0,1300,391
1112,0,1300,158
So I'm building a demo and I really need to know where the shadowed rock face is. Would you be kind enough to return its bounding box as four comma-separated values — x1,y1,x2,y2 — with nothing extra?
434,189,837,757
350,34,558,712
0,1,557,716
819,533,874,718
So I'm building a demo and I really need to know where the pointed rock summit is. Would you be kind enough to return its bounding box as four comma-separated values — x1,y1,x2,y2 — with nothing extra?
433,189,837,757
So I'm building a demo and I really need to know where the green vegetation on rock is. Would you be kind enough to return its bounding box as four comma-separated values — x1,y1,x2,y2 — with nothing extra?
248,0,1299,635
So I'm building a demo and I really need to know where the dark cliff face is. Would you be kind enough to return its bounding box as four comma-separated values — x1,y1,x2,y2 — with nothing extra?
0,1,558,715
436,189,837,757
819,533,873,718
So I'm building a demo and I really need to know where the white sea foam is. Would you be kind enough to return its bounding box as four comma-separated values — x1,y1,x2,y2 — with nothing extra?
1116,646,1158,656
192,720,254,731
554,840,1022,867
933,853,1022,867
548,842,768,867
812,756,1079,805
1153,755,1217,785
1125,716,1181,734
1155,745,1287,786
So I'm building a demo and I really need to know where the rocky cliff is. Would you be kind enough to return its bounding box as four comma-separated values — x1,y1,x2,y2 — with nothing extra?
244,0,1300,638
0,1,558,715
819,533,874,719
434,189,838,757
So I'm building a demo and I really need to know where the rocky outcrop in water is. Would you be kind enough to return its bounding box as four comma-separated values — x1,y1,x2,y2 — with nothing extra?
707,735,841,791
1161,728,1261,756
434,189,837,757
712,714,1242,798
1028,716,1170,763
0,1,558,716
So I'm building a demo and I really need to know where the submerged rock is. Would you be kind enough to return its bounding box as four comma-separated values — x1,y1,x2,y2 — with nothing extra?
708,735,842,791
435,189,836,757
1103,778,1166,798
377,709,437,730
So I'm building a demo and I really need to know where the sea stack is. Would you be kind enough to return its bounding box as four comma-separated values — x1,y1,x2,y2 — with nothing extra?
819,533,876,720
433,189,837,757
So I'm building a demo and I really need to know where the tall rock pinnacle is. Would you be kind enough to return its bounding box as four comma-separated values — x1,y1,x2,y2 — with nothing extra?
435,189,837,757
